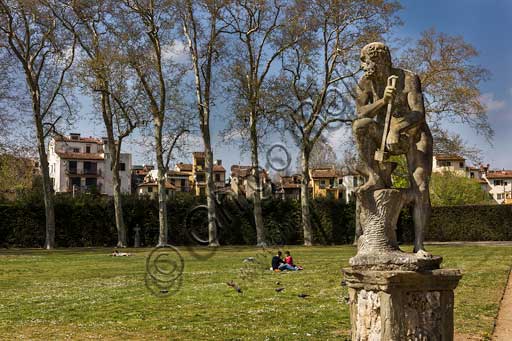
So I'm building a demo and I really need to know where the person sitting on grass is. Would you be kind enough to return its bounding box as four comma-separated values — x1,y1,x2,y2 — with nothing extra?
271,251,297,271
284,251,303,270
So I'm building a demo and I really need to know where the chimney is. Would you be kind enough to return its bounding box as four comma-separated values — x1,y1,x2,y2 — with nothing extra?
70,133,80,140
216,160,222,166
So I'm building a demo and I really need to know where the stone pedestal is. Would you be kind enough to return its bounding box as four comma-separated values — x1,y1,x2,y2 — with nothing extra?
342,268,461,341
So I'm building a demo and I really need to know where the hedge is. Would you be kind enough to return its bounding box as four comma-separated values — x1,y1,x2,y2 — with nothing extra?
1,193,511,248
0,194,355,247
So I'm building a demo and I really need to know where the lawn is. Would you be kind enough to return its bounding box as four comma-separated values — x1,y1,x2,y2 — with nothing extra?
0,245,511,340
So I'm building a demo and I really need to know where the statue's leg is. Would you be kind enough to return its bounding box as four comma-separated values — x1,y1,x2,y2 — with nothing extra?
352,118,384,191
406,124,433,255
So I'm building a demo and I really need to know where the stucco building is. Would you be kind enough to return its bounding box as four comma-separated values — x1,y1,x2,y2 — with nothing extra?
48,133,132,195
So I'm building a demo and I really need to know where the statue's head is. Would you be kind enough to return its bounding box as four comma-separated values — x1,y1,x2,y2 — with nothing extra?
360,42,392,78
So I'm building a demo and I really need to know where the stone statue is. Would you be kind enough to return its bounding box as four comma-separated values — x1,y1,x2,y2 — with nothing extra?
352,42,433,262
343,42,461,341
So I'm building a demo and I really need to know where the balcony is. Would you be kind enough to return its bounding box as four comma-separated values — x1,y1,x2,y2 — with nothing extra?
66,183,103,194
66,168,102,176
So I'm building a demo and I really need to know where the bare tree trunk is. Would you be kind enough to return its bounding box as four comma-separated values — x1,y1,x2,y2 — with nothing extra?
204,147,218,246
155,119,168,246
101,92,127,248
35,112,56,250
300,146,313,246
112,159,126,247
250,112,265,246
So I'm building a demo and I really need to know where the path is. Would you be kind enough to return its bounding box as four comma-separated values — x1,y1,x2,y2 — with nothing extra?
493,267,512,340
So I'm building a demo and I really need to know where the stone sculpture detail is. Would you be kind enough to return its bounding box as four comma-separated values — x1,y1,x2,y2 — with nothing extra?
352,42,434,266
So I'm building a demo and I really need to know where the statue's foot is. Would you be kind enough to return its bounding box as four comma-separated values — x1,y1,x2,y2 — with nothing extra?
415,249,432,259
356,178,385,193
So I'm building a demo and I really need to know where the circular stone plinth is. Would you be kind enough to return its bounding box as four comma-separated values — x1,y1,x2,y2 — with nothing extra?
349,251,443,271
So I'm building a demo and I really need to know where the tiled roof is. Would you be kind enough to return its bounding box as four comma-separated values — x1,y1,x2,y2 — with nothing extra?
310,168,342,178
213,165,225,172
54,136,104,144
434,154,465,161
231,165,267,179
192,151,205,158
56,151,104,160
486,171,512,179
138,181,176,189
176,163,193,172
168,170,190,177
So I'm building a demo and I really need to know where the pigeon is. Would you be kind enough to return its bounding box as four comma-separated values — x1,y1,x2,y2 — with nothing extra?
275,281,281,285
243,257,256,263
227,280,242,293
298,293,310,298
275,287,285,292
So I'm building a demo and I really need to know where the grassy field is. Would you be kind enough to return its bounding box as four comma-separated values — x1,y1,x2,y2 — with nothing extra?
0,245,511,340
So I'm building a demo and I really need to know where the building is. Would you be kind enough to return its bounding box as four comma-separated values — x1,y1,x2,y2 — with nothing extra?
48,133,132,195
484,170,512,204
432,154,466,175
191,152,226,196
275,174,305,200
309,167,345,200
136,170,176,199
131,164,154,194
341,172,364,203
230,165,271,199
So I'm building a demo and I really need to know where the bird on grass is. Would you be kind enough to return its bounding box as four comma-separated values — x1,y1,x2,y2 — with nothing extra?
226,280,243,294
275,287,285,292
298,293,310,298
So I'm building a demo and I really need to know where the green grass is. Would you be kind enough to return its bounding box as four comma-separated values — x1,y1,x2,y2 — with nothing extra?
0,245,510,340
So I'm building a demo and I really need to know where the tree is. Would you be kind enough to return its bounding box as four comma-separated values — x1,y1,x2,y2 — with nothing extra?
120,0,188,246
275,0,400,245
178,0,228,247
0,0,76,249
220,0,306,246
50,0,142,247
430,171,493,206
398,28,493,152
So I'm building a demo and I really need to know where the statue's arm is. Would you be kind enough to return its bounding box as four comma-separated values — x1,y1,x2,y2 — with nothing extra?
356,81,386,119
406,74,426,117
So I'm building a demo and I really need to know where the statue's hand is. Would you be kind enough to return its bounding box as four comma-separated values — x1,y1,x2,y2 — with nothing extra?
383,85,395,105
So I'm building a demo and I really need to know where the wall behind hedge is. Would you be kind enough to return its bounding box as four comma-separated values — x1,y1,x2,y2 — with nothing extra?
1,194,511,248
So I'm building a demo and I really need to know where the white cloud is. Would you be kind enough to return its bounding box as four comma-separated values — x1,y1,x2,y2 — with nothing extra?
480,92,506,111
162,40,189,64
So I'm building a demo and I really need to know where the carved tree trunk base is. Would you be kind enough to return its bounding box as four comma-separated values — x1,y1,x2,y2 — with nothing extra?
342,268,462,341
351,188,441,271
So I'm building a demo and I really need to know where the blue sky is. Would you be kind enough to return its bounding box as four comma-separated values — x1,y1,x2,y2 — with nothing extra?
76,0,512,171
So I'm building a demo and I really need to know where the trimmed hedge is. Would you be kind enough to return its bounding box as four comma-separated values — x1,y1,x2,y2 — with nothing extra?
1,194,511,248
0,194,356,247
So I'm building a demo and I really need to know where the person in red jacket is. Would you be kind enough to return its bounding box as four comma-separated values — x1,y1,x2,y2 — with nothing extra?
284,251,303,270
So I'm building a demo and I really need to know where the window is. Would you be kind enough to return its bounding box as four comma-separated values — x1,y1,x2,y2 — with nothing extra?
120,163,126,171
497,193,504,200
68,160,77,173
459,162,464,168
86,145,91,153
446,161,451,167
495,180,504,186
73,148,80,153
470,172,475,178
148,186,153,193
353,177,358,187
196,174,205,182
181,179,186,189
215,173,221,182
